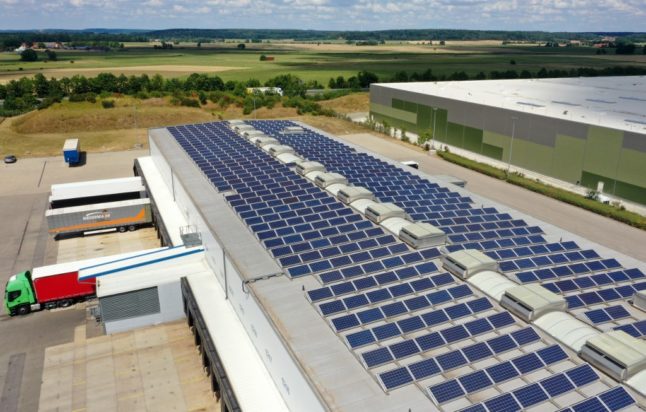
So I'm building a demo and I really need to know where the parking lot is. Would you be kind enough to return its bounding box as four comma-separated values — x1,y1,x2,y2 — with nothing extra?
0,150,147,412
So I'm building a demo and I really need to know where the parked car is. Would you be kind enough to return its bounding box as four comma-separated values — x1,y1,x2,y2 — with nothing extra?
3,155,17,164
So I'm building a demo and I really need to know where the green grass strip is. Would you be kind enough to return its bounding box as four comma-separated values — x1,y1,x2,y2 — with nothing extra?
437,151,646,231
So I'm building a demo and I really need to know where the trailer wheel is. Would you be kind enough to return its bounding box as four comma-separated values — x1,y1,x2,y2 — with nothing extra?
118,226,127,233
17,305,30,316
58,299,73,308
128,225,136,232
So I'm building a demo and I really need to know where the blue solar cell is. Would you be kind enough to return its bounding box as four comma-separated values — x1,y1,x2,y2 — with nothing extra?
441,325,469,343
362,347,393,368
380,367,414,390
459,370,492,393
571,397,606,412
464,318,493,335
537,345,568,364
585,309,612,324
448,284,472,299
320,300,345,315
598,387,636,411
487,361,519,384
410,278,434,292
353,276,377,290
390,340,420,359
605,305,630,319
428,290,452,305
484,393,521,412
373,323,401,340
308,287,333,302
422,309,449,327
366,289,392,303
488,312,515,328
404,295,430,311
445,303,471,319
463,342,494,362
331,282,355,295
332,314,360,331
467,297,493,312
514,383,549,408
432,272,454,286
541,373,574,397
437,351,468,371
512,352,544,374
408,358,440,380
489,335,517,353
416,332,445,350
346,330,375,348
381,302,408,318
429,380,465,404
566,364,598,386
397,316,425,333
356,309,383,325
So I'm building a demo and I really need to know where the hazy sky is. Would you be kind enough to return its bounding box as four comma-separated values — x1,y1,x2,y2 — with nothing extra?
1,0,645,31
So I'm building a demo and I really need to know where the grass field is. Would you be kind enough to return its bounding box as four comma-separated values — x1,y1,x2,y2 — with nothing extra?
0,94,371,157
1,41,645,84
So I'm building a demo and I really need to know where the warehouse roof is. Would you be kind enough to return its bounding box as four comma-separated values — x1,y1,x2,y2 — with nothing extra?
149,119,646,411
373,76,646,134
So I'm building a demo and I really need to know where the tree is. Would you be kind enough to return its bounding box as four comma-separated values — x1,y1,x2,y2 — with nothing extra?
197,42,201,48
20,49,38,62
615,43,636,55
259,54,267,61
45,50,57,61
33,73,49,97
357,70,379,88
237,43,246,49
510,59,516,65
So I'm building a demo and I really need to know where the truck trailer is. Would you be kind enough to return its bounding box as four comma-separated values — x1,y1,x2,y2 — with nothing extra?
63,138,81,166
49,176,146,209
4,248,164,316
46,198,152,236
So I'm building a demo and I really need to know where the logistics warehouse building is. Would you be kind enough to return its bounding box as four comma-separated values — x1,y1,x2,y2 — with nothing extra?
141,119,646,411
369,76,646,205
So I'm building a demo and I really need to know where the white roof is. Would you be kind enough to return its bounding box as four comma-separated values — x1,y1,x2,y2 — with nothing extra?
534,311,600,352
50,176,144,202
63,138,79,151
79,246,204,280
31,248,165,280
377,76,646,134
137,157,186,246
186,272,288,412
97,254,208,297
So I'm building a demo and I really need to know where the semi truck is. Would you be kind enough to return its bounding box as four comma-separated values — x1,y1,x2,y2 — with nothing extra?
63,138,81,166
4,249,164,316
46,198,152,236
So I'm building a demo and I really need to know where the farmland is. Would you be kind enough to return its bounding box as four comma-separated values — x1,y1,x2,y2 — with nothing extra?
1,41,645,84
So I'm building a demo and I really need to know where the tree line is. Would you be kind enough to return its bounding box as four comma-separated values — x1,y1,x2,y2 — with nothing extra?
2,65,646,117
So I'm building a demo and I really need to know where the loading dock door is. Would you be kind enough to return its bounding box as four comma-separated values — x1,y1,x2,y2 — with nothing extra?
100,287,161,322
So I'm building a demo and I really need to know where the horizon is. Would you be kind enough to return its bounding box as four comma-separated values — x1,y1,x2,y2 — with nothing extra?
1,0,645,32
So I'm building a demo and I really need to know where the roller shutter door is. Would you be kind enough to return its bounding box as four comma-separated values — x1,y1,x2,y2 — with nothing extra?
100,287,160,322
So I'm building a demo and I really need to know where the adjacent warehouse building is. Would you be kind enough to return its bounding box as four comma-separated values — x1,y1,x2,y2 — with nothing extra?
139,119,646,411
370,76,646,205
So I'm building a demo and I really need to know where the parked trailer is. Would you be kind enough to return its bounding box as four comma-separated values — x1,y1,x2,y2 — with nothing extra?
49,176,146,209
46,198,152,236
63,138,81,166
3,248,165,316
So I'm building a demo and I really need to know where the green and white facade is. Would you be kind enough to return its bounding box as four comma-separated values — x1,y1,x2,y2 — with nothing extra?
370,77,646,205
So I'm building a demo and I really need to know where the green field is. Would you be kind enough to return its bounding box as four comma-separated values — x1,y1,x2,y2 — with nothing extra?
1,42,645,84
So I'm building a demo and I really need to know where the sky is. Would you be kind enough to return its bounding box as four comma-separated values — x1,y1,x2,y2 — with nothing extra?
0,0,645,32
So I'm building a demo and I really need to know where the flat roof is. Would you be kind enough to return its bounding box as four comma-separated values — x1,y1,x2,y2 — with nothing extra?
149,119,646,411
374,76,646,134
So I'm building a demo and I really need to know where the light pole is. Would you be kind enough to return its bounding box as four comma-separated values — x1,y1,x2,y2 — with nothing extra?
507,116,518,173
430,107,438,151
253,97,257,119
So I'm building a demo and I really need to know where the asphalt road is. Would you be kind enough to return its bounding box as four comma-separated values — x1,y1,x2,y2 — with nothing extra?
0,150,146,412
339,133,646,262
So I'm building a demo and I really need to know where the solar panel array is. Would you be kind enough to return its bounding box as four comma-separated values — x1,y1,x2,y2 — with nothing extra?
167,120,643,411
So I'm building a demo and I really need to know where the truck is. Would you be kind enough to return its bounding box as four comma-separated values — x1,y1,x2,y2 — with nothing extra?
46,198,152,236
63,138,81,166
4,248,164,316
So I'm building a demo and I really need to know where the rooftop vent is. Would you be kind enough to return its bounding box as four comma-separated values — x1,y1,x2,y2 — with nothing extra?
314,172,348,189
234,124,256,132
281,126,305,134
251,136,279,147
264,144,295,157
634,291,646,312
295,161,326,176
243,130,267,138
441,249,498,279
580,331,646,380
500,284,566,322
337,186,375,204
399,222,446,249
365,203,408,224
276,153,302,165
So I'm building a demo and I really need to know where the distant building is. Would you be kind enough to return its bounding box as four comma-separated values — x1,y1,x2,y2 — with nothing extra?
246,87,283,96
370,77,646,205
